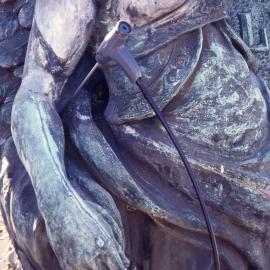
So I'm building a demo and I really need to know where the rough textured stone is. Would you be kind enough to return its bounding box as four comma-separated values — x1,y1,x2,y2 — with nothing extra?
18,0,35,28
0,211,22,270
229,0,270,87
0,68,19,102
0,6,19,41
13,65,24,78
13,0,32,12
0,30,29,68
0,68,20,128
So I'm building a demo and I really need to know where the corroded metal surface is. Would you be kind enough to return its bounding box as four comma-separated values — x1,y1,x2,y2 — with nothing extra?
0,1,270,270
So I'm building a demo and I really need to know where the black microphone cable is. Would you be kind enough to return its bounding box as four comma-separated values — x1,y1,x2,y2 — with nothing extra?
136,77,221,270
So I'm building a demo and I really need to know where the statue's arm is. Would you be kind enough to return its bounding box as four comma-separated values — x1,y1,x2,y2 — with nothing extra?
12,0,96,201
11,1,127,269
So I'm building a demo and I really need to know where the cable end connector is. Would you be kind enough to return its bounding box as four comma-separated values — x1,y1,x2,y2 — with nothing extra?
96,21,141,83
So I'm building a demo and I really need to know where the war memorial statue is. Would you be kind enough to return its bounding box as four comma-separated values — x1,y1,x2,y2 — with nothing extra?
0,0,270,269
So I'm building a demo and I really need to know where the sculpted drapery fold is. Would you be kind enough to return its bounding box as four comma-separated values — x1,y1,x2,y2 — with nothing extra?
0,1,270,270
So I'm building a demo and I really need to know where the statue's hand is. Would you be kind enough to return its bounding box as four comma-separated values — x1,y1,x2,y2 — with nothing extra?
46,197,129,270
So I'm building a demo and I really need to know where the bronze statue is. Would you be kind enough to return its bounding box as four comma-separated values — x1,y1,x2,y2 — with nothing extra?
1,0,270,269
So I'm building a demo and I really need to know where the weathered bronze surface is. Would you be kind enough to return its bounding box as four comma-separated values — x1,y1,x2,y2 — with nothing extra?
0,0,270,269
